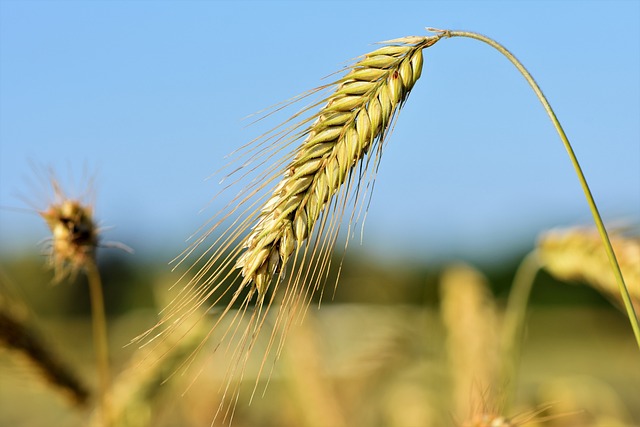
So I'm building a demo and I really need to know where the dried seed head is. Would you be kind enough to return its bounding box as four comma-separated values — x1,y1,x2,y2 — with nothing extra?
39,179,99,283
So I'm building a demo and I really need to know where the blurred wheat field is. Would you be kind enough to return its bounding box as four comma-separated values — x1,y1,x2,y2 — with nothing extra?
1,252,638,427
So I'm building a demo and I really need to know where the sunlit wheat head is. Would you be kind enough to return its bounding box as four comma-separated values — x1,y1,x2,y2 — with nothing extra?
135,33,446,420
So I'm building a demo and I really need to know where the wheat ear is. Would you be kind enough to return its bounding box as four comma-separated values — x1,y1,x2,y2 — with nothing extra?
235,35,438,297
440,264,500,422
133,34,445,421
538,227,640,311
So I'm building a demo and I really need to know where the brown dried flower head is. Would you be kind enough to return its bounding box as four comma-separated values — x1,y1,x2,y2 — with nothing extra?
40,182,98,283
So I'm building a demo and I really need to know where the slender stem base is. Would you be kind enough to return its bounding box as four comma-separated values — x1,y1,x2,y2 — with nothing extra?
86,260,112,426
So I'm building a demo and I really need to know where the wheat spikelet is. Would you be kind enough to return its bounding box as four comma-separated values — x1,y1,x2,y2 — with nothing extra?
538,226,640,311
136,33,445,420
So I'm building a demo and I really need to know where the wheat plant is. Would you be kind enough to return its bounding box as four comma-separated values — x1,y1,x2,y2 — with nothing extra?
137,33,446,419
137,28,638,422
37,172,114,427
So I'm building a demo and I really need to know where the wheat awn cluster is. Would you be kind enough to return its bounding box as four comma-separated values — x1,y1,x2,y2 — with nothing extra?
154,34,446,326
136,35,446,414
236,35,438,297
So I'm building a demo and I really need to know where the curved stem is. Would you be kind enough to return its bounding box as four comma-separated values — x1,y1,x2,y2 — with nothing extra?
86,260,112,426
433,29,640,349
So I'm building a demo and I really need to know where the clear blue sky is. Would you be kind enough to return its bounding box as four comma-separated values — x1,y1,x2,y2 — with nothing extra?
1,1,638,263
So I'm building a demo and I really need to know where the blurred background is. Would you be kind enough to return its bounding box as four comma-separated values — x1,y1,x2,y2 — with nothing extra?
0,1,638,426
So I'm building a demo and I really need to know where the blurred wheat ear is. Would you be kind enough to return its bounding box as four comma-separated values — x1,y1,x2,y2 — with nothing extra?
440,264,500,423
538,227,640,312
37,172,98,283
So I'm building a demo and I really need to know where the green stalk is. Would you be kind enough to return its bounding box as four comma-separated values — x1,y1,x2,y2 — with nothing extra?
86,260,112,426
433,29,640,349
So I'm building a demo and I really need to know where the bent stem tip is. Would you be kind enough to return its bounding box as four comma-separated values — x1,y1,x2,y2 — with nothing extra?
433,28,640,350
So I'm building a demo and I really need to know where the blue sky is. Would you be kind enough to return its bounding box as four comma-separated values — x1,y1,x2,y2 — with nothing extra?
1,1,638,263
